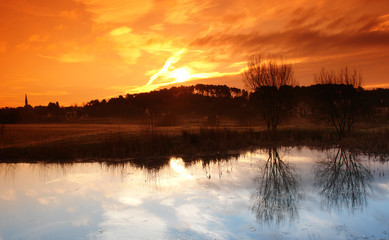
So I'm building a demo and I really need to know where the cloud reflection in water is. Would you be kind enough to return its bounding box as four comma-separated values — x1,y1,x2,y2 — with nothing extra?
0,148,388,239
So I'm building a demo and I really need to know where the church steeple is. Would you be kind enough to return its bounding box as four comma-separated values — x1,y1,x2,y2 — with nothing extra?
25,94,28,107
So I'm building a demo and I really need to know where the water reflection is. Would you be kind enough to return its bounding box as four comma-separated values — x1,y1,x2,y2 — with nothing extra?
0,163,17,180
315,148,372,213
250,148,301,225
1,148,389,239
184,154,239,179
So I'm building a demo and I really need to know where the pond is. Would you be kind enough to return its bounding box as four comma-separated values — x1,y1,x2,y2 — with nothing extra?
0,147,388,239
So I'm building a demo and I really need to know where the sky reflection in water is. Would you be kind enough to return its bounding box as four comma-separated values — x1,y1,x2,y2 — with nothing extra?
0,148,388,240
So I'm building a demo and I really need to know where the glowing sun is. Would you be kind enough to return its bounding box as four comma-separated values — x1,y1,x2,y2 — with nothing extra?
169,67,192,83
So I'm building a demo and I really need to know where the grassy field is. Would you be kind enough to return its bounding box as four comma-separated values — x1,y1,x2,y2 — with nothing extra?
0,120,388,163
0,123,155,148
0,117,319,147
0,122,267,148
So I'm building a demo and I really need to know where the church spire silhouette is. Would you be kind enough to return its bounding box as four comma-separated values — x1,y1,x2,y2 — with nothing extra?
25,94,28,107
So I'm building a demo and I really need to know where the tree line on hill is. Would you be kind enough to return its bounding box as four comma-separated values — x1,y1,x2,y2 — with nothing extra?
0,83,388,127
0,84,249,124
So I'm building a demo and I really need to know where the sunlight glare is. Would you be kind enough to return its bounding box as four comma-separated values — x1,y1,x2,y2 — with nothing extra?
146,48,186,86
170,158,193,180
168,67,192,83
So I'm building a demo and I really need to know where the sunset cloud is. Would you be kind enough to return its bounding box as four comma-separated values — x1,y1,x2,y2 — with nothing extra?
75,0,153,24
371,14,389,32
0,0,389,106
28,34,48,43
163,0,214,24
28,91,69,96
109,26,132,36
0,41,6,52
39,52,95,63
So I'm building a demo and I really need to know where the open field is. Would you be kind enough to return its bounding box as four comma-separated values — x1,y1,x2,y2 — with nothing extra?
0,123,250,148
0,117,322,148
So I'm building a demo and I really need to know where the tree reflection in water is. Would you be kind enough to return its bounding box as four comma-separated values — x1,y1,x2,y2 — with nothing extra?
0,163,17,183
251,148,300,225
315,148,372,213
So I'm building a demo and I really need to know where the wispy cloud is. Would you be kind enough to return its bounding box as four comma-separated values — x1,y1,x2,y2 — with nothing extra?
28,91,69,96
107,26,184,65
39,52,95,63
28,34,48,43
109,26,132,36
163,0,214,24
75,0,153,24
0,41,6,52
146,48,187,86
1,0,389,106
371,14,389,32
363,83,389,89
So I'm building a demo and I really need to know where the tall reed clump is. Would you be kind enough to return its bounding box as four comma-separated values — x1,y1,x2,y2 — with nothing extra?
181,128,259,153
84,131,177,159
339,128,389,155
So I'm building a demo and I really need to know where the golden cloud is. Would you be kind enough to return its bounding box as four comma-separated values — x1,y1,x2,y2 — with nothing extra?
39,52,95,63
110,26,132,36
0,41,6,53
1,0,389,106
28,34,48,43
107,26,184,66
371,14,389,32
75,0,153,23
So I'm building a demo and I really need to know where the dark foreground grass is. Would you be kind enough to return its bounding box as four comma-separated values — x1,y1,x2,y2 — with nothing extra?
1,127,388,163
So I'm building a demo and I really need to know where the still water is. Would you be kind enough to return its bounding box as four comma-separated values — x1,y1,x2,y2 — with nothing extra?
0,148,388,240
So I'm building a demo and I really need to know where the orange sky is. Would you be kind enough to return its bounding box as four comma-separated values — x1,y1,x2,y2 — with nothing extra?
1,0,389,107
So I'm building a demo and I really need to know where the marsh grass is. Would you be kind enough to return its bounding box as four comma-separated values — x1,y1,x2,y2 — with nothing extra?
1,125,389,163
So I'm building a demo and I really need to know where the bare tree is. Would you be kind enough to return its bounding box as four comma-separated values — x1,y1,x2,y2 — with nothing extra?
243,54,295,133
314,67,362,86
312,67,362,139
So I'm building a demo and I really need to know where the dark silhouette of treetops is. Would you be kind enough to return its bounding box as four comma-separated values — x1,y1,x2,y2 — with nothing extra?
0,71,388,143
312,67,363,139
243,54,296,134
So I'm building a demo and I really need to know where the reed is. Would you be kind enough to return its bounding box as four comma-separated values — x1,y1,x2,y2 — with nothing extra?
1,127,388,163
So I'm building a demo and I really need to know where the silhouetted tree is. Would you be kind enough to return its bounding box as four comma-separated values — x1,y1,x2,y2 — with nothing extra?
47,101,64,121
0,108,21,123
6,83,389,126
312,67,362,139
243,54,296,133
